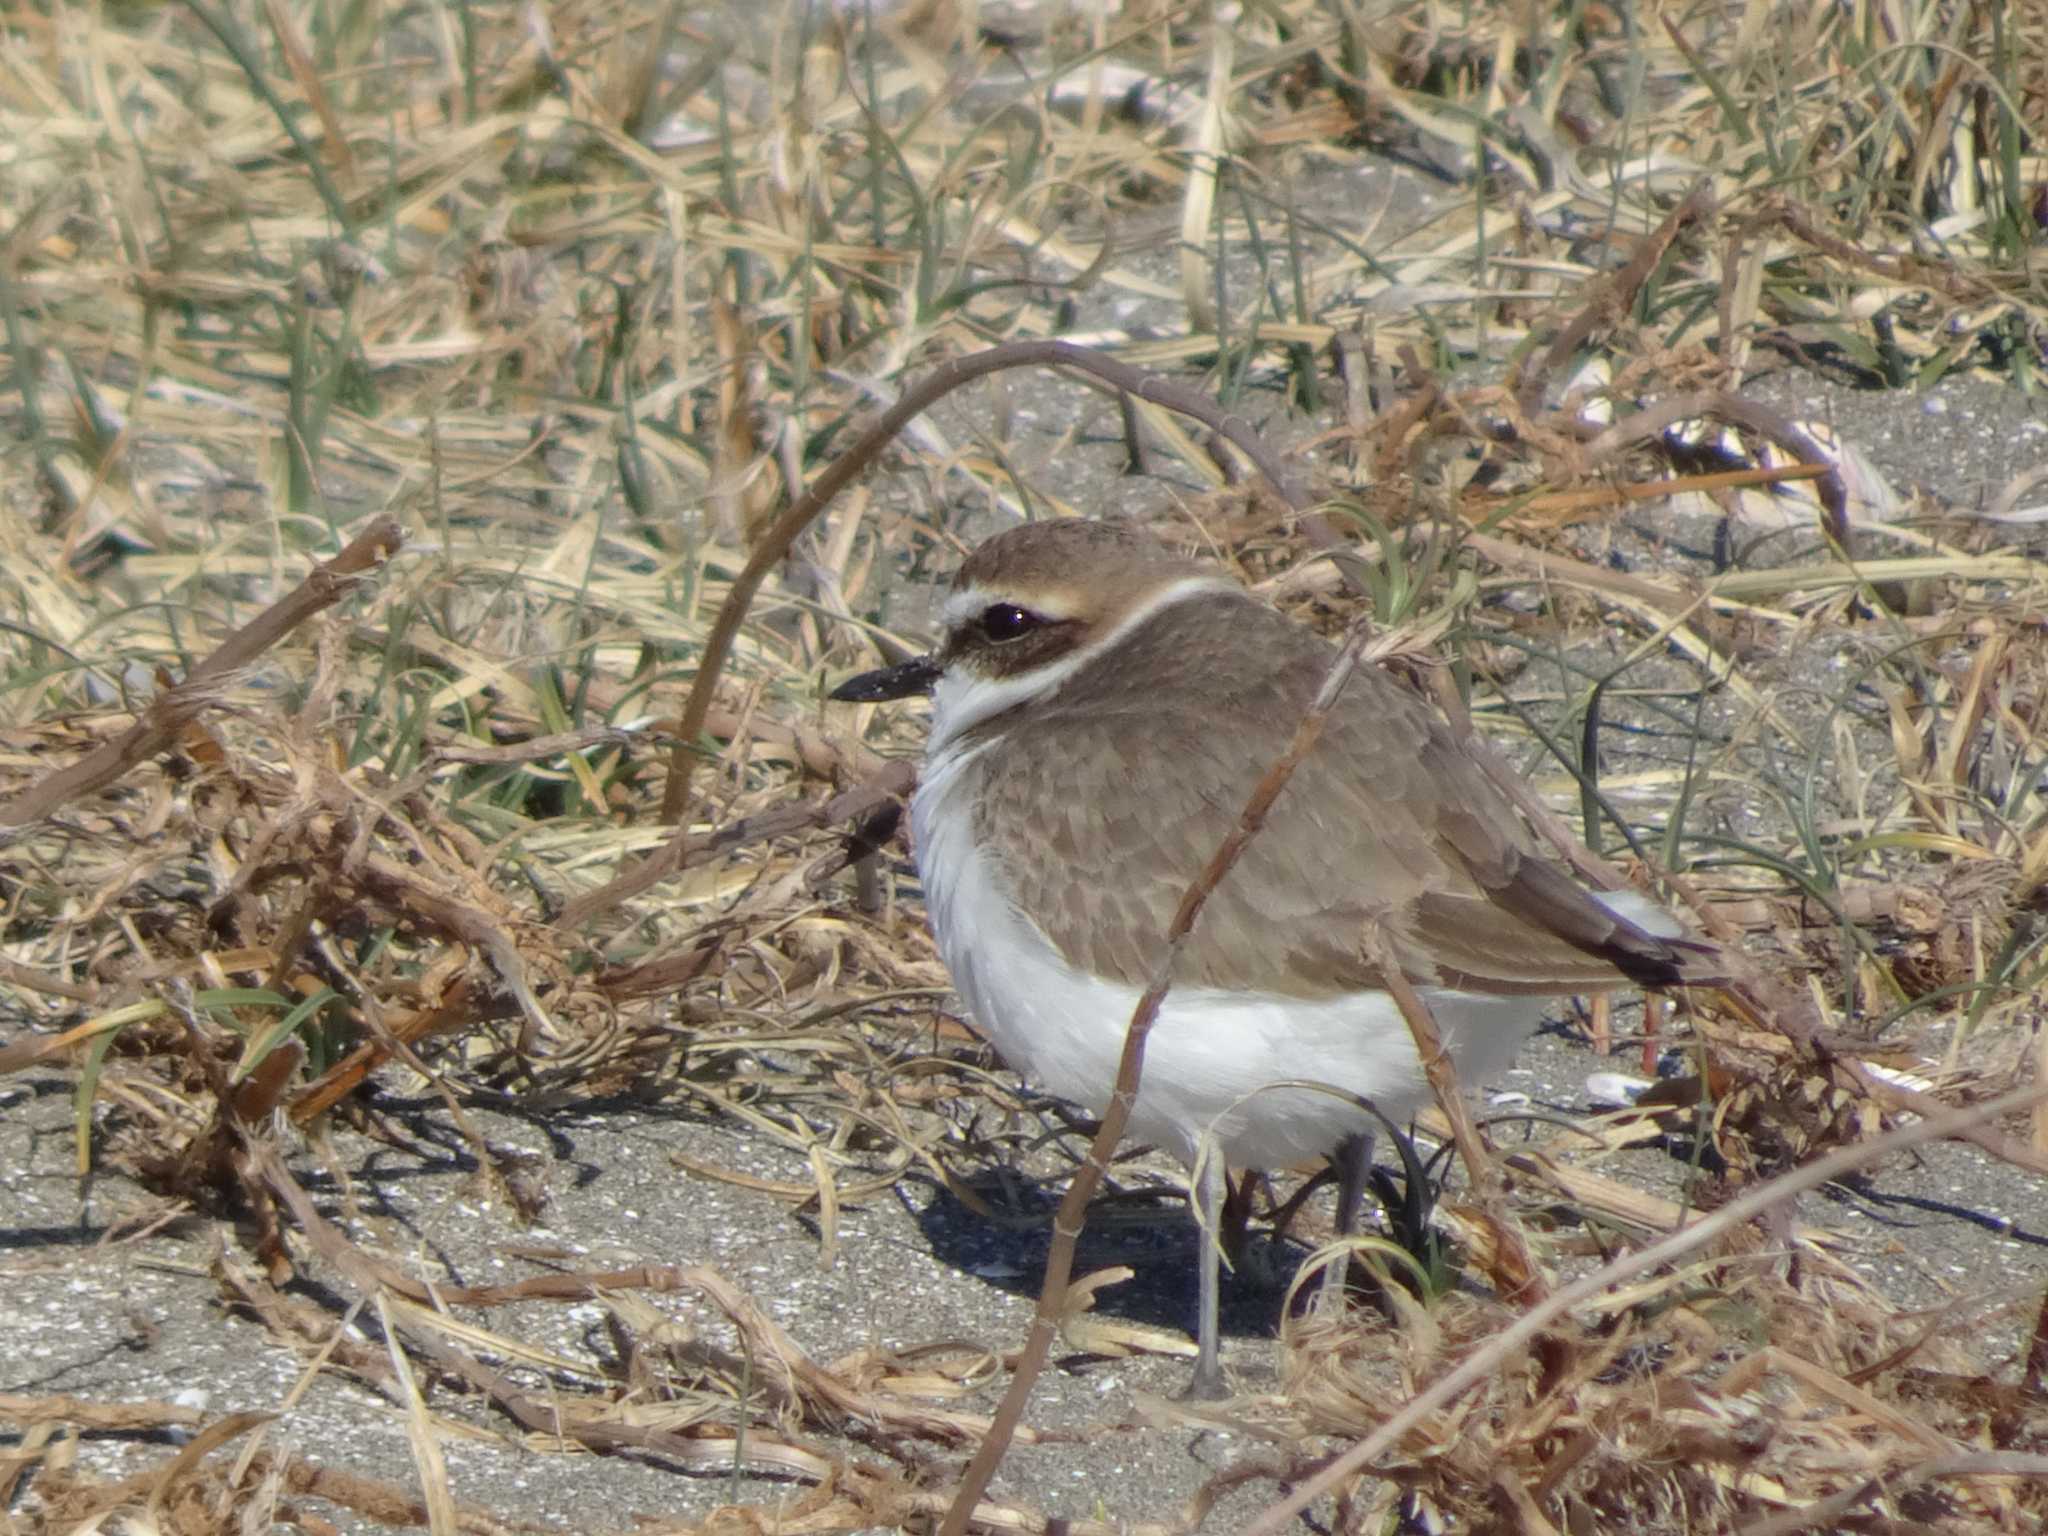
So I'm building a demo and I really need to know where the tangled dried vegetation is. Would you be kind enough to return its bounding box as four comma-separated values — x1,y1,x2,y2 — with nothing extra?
2,0,2046,1532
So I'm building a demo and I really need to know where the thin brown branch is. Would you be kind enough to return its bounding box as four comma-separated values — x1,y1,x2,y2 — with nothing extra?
1471,459,1827,524
1846,1063,2048,1178
284,765,900,1119
1577,390,1850,545
1515,177,1716,414
1364,931,1548,1305
1242,1079,2048,1536
0,516,403,829
288,976,483,1124
0,1393,206,1432
561,340,1314,934
246,1142,1012,1457
0,953,99,1004
938,617,1380,1536
1733,1450,2048,1536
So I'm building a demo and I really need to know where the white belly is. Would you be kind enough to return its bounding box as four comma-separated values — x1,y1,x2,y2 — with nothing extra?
910,745,1550,1170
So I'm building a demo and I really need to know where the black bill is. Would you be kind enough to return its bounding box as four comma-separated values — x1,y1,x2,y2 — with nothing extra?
829,655,942,702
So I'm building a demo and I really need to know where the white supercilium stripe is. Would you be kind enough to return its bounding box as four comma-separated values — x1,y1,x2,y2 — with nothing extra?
926,574,1236,756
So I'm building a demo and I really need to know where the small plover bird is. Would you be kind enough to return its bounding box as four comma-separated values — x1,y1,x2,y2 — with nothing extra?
835,520,1715,1396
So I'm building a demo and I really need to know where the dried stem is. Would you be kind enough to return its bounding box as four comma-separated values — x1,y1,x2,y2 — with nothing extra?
1364,931,1547,1303
561,340,1311,932
938,619,1380,1536
1242,1079,2048,1536
1514,178,1716,414
0,516,403,828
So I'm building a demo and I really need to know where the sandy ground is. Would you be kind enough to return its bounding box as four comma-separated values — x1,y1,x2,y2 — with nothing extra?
5,1017,2046,1533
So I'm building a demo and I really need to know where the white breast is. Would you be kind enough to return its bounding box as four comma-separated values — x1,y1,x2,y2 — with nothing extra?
910,736,1550,1170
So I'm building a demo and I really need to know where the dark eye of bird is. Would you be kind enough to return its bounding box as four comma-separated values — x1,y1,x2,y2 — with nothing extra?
978,603,1039,642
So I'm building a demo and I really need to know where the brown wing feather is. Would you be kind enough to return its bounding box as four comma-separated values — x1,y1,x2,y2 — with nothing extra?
964,592,1714,998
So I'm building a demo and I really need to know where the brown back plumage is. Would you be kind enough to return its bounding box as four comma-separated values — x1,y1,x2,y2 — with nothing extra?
950,559,1718,999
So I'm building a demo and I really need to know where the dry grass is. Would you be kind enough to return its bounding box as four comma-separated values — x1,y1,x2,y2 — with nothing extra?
3,1,2047,1532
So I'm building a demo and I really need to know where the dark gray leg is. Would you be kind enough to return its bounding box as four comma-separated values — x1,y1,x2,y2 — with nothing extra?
1322,1132,1375,1305
1182,1154,1230,1400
